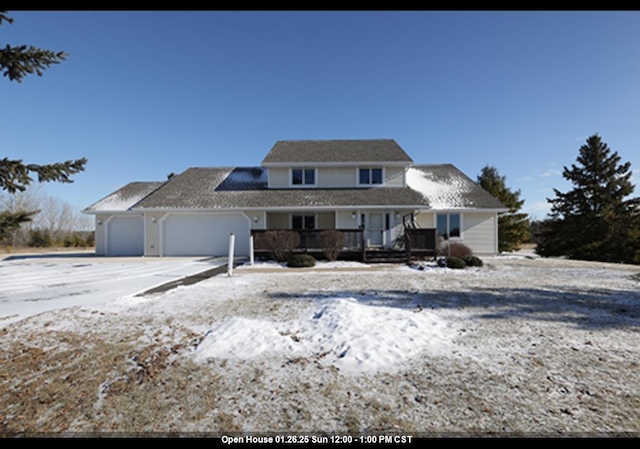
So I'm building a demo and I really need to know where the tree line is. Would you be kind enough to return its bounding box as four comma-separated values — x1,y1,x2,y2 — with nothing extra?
0,187,94,250
478,134,640,265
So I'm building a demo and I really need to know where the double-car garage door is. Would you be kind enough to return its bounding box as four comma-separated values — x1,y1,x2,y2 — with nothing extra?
162,213,249,257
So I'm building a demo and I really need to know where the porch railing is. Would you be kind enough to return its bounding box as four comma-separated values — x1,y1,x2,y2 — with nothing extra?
251,228,437,261
404,228,437,258
251,229,365,252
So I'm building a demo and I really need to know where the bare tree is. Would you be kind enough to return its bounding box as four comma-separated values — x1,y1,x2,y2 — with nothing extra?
0,186,93,248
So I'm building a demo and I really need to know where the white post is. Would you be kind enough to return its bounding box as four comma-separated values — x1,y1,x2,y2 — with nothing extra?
227,233,235,276
249,235,254,266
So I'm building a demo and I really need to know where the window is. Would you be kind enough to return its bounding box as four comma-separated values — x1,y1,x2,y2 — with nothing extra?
292,214,315,230
436,213,461,239
359,168,383,185
292,168,315,186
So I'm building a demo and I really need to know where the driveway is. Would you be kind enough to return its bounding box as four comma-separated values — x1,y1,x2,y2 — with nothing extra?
0,252,230,328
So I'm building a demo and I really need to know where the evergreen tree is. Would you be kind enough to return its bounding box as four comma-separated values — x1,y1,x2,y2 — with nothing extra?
0,12,68,82
477,165,530,252
536,134,640,263
0,210,35,241
1,11,87,239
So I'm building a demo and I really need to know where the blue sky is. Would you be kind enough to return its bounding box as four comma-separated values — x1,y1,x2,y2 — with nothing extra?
3,10,640,220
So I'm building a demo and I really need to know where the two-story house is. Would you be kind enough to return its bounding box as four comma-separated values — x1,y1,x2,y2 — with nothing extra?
83,139,506,259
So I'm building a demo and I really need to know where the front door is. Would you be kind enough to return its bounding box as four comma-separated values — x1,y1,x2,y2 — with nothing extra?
367,212,384,247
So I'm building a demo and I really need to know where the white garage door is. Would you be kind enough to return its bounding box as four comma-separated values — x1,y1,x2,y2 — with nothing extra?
162,213,249,257
107,215,144,256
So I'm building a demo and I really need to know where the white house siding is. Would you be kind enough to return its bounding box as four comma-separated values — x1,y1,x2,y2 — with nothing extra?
267,168,290,189
249,211,267,230
94,214,109,255
267,212,289,230
161,213,250,257
411,210,498,255
316,167,352,187
267,166,407,189
317,212,334,229
382,166,406,187
336,210,358,229
462,212,498,255
143,212,165,257
414,210,435,229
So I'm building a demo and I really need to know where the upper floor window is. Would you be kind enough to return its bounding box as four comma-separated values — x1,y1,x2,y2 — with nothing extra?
292,168,315,186
359,168,383,185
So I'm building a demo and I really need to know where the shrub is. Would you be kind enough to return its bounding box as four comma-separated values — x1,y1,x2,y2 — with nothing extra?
287,254,316,268
86,231,96,247
319,230,345,261
261,230,300,262
29,229,53,248
437,241,473,258
445,256,466,269
63,232,88,248
463,256,484,267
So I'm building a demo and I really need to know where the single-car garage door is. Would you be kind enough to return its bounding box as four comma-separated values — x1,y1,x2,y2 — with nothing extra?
107,215,144,256
162,213,249,257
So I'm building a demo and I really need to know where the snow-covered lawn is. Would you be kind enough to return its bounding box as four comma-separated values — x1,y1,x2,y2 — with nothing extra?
1,253,639,435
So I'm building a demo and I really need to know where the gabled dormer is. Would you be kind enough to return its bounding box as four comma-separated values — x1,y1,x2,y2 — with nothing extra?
260,139,414,189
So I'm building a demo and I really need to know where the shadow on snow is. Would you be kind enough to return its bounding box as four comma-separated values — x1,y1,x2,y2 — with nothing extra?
266,285,640,331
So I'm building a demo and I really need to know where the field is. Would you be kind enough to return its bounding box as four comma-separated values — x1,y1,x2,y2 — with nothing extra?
1,253,639,437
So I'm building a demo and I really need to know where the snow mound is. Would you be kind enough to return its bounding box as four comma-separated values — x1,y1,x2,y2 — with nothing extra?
194,297,454,374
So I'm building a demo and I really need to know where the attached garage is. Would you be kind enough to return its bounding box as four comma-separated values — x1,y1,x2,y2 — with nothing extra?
106,215,144,256
161,213,250,257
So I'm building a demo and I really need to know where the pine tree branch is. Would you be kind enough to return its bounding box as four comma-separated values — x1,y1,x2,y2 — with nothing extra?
0,158,88,193
0,44,68,82
0,11,68,83
0,209,37,240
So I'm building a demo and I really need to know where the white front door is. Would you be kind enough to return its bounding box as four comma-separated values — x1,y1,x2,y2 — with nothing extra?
367,212,384,247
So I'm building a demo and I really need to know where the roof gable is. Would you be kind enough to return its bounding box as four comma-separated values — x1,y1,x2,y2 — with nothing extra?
261,139,414,166
83,181,164,213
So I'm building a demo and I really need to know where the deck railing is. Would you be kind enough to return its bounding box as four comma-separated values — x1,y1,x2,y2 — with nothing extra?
251,229,364,251
404,228,437,258
251,228,437,261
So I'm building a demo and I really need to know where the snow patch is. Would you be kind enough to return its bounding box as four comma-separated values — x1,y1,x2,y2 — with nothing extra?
194,297,454,374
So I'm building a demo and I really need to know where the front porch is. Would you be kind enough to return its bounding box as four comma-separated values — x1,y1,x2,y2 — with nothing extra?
250,228,436,263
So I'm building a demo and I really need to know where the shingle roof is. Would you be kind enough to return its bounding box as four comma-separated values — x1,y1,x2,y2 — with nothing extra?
407,165,506,209
123,165,505,211
82,181,164,213
261,139,414,165
134,167,429,210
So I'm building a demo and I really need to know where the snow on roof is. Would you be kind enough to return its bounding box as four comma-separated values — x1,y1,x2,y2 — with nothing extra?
406,166,470,209
83,182,164,213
